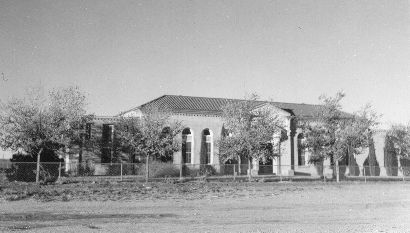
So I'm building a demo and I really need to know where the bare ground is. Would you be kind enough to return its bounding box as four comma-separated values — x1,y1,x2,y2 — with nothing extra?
1,181,410,232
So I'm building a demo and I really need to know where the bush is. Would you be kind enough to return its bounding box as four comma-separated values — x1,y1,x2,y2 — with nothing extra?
6,163,60,183
401,158,410,176
181,164,218,177
79,161,96,176
6,150,63,182
139,161,180,178
199,165,217,176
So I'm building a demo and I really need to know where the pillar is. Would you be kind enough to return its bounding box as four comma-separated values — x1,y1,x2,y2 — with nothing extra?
281,130,294,176
252,159,259,176
323,157,333,179
272,156,279,175
374,131,387,177
294,129,303,169
397,156,403,176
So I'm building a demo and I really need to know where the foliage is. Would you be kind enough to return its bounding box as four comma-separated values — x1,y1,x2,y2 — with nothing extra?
364,137,379,176
115,117,142,162
0,86,89,182
302,92,379,166
137,161,180,178
6,151,63,182
116,106,183,162
386,123,410,158
0,86,89,156
386,123,410,176
384,135,398,176
218,94,284,165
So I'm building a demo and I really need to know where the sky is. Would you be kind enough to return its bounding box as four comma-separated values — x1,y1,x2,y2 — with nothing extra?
0,0,409,128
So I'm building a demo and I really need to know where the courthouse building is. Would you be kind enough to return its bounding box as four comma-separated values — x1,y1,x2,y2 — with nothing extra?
119,95,327,176
116,95,406,177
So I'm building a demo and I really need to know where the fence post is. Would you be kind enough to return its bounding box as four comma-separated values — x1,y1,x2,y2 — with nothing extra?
58,162,62,180
120,163,123,181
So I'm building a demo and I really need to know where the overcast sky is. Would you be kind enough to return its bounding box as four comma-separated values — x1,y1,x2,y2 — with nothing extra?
0,0,409,127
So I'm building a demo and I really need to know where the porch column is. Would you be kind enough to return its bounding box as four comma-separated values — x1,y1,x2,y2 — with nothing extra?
323,157,333,179
281,130,294,176
252,158,259,176
397,156,403,177
294,129,303,169
272,133,281,175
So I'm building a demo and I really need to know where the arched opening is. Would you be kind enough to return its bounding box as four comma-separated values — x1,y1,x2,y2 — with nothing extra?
182,128,193,164
297,134,306,166
259,142,273,174
200,129,213,164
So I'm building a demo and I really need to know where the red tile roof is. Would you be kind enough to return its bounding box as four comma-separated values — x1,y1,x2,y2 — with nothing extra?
123,95,330,119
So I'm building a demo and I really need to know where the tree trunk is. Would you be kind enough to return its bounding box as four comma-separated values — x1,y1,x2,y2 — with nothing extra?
78,134,84,175
36,148,44,184
248,157,252,182
336,159,340,183
145,154,149,183
397,155,403,176
238,156,242,175
348,146,355,176
179,152,183,180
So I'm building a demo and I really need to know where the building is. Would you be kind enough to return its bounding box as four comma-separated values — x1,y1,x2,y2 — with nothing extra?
119,95,408,177
120,95,328,176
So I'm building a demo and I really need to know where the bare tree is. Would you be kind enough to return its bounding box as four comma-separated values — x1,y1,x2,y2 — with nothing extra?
302,92,378,181
0,86,89,183
117,106,183,182
218,94,283,181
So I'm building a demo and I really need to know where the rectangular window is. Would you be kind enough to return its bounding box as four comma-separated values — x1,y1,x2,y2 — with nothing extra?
205,135,212,164
102,124,115,163
185,142,191,164
206,143,211,164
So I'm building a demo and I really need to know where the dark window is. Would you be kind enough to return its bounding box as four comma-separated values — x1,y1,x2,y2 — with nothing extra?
101,124,114,163
182,128,192,164
297,134,305,166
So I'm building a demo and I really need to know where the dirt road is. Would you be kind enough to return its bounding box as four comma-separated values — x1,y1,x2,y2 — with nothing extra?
1,182,410,232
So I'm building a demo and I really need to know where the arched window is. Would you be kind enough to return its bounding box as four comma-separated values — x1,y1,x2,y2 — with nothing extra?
182,128,193,164
297,134,306,166
201,129,213,164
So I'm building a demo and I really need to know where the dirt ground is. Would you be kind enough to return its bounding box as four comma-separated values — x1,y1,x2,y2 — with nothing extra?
1,181,410,233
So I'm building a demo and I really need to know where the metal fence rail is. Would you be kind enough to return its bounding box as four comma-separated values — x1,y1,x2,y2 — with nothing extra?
0,161,408,183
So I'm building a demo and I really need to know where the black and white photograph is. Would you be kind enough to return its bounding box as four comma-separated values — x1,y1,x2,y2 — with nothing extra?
0,0,409,232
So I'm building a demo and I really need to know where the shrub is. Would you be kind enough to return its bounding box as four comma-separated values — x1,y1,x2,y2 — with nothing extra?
138,161,180,178
79,161,96,176
401,158,410,176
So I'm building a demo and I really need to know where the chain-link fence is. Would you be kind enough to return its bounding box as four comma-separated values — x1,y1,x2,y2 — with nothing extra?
0,161,409,184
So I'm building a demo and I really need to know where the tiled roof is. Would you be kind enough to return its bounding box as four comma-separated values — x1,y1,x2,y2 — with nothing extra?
124,95,330,119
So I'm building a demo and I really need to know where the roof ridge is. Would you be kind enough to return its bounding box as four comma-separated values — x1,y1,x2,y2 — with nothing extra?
119,94,325,117
162,94,321,106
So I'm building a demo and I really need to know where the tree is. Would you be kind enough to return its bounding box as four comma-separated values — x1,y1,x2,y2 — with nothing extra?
386,123,410,175
387,123,410,158
115,116,142,163
218,94,284,180
0,86,89,183
116,106,183,182
302,92,378,181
